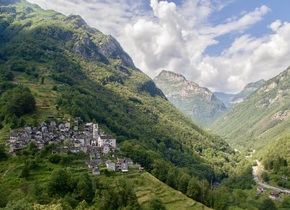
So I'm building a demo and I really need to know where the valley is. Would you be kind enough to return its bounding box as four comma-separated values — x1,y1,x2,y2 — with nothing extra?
0,0,290,210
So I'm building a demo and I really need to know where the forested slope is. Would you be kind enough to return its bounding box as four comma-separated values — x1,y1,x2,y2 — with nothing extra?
210,66,290,151
0,0,236,209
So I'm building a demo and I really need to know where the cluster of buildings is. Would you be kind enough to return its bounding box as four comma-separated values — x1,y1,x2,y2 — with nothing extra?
5,118,143,175
86,157,143,176
5,118,116,156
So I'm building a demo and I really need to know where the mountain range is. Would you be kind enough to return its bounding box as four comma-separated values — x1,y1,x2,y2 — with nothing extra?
0,0,235,209
2,0,290,209
153,70,265,127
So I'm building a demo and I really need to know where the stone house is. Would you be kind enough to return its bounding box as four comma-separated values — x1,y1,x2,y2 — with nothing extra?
105,160,116,171
98,135,116,148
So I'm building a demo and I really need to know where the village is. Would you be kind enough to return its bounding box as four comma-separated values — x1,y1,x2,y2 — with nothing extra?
5,117,143,176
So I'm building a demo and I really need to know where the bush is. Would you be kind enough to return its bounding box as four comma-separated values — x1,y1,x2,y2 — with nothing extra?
148,198,166,210
48,154,61,164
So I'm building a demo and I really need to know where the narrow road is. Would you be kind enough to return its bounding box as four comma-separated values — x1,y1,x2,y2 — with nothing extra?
252,160,290,194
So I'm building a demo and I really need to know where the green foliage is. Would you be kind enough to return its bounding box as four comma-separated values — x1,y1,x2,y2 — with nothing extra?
260,198,277,210
97,177,139,210
2,198,33,210
148,198,166,210
0,86,35,128
47,169,72,197
282,196,290,208
232,189,247,208
0,0,234,187
187,177,203,202
0,1,241,209
261,171,269,182
210,66,290,151
0,144,8,161
223,164,254,190
48,154,61,164
74,173,94,203
20,163,30,179
0,183,9,207
213,185,230,210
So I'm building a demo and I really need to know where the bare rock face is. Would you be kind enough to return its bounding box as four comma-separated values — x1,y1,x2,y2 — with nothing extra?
154,70,226,127
98,36,135,68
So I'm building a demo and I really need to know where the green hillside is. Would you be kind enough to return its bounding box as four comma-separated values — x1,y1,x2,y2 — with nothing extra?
210,66,290,151
0,0,239,209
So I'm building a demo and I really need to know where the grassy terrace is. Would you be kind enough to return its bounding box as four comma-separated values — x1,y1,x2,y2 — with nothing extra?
126,171,210,210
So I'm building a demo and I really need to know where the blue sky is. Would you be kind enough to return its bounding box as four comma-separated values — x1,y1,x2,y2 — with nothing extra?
27,0,290,93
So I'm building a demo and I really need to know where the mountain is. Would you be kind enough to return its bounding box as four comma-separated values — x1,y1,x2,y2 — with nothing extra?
213,92,235,107
154,70,226,127
0,0,234,209
210,67,290,151
214,79,266,108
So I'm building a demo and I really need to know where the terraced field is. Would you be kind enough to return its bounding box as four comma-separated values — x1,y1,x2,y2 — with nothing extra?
130,172,210,210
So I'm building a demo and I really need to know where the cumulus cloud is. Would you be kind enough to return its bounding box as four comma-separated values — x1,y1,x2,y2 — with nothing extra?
197,21,290,92
27,0,290,93
27,0,145,36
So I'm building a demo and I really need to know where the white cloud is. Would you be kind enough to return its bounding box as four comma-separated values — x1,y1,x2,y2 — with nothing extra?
27,0,145,36
26,0,290,93
196,21,290,93
201,5,270,36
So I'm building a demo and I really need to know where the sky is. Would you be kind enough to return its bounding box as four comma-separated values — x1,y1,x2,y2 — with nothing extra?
26,0,290,93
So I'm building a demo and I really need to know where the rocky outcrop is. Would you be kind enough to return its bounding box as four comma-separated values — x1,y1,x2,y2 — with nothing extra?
98,36,135,68
154,70,226,127
72,36,108,64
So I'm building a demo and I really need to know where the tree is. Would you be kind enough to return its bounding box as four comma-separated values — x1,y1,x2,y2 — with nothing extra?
1,87,35,117
151,159,170,182
213,186,230,210
261,198,277,210
178,172,191,194
0,183,8,207
282,196,290,208
233,189,247,207
74,173,94,203
48,154,61,164
47,169,72,197
2,198,33,210
98,177,139,210
20,163,30,179
75,200,88,210
148,198,166,210
0,144,8,161
166,167,179,188
187,177,201,201
261,172,270,182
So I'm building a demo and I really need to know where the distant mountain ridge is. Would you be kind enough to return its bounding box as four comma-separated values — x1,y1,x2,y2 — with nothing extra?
214,79,266,108
154,70,226,127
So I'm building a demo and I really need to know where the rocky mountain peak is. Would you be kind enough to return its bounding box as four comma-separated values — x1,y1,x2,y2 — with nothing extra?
155,70,187,82
154,70,226,127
